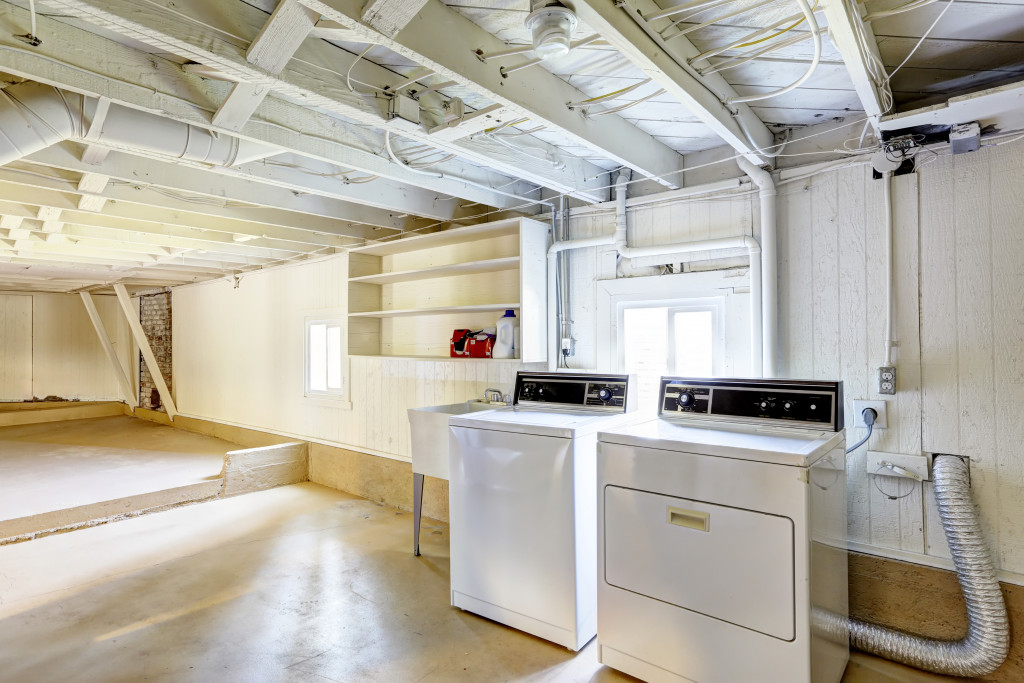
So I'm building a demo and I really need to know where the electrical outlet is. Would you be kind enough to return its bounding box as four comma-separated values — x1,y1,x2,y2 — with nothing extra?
852,399,887,429
560,337,575,357
878,366,896,394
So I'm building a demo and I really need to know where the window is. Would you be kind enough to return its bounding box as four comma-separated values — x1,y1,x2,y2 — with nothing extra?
306,319,344,397
623,305,716,410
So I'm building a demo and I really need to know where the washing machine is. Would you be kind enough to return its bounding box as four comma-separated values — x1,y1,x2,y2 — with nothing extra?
596,377,849,683
448,371,637,651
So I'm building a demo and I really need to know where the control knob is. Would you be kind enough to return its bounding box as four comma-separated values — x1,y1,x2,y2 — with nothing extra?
597,387,613,402
520,383,535,400
783,400,796,412
676,390,696,410
759,400,770,410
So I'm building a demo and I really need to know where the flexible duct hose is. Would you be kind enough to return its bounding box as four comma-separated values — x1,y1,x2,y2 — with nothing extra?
815,455,1009,677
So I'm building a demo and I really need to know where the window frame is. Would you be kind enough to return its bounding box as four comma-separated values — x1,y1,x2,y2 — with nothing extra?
595,270,743,377
303,315,350,406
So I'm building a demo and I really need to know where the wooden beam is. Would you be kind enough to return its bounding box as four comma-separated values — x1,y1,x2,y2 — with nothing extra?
304,0,688,190
213,0,320,130
569,0,773,164
80,291,136,405
113,283,176,419
361,0,428,38
0,2,526,213
40,0,609,201
820,0,886,126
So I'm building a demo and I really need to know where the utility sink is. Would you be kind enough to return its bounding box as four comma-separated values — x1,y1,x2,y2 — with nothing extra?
407,399,504,556
408,400,500,481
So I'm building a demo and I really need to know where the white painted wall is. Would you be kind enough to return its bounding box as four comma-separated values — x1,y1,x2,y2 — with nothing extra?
173,254,534,460
0,293,133,402
564,138,1024,583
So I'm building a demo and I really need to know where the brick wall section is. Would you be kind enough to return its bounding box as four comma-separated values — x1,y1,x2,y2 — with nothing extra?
139,292,172,411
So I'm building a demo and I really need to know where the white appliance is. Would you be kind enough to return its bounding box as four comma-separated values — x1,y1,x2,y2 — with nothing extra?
448,371,636,651
597,377,849,683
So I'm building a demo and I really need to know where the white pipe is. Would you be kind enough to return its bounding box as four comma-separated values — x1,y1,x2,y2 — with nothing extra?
737,157,777,377
0,82,278,168
883,171,894,366
545,173,766,375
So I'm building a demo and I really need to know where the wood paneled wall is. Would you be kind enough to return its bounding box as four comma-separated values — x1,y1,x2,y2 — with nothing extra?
172,255,537,463
0,293,132,402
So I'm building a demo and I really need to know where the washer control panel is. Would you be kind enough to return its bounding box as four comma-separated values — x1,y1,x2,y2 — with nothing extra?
515,372,632,413
659,377,843,431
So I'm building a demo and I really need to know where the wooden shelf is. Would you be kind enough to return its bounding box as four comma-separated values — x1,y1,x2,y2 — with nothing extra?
350,354,526,362
348,219,522,256
348,257,520,285
349,303,520,319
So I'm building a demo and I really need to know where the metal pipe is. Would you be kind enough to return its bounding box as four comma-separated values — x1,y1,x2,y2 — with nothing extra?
883,171,894,367
814,455,1009,677
736,157,776,377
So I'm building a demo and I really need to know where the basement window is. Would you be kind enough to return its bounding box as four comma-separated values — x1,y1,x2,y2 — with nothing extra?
305,319,345,397
622,304,718,410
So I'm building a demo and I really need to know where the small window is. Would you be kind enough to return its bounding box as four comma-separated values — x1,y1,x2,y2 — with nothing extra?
623,305,715,410
306,319,345,397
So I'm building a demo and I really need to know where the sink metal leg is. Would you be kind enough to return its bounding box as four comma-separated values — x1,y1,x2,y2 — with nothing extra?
413,472,424,556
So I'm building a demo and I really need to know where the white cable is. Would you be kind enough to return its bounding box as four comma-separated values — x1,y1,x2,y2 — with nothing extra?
727,0,821,104
882,0,957,88
589,89,666,117
28,0,37,40
865,0,941,20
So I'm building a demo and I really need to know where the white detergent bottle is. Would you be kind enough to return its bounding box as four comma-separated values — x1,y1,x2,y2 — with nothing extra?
493,309,517,359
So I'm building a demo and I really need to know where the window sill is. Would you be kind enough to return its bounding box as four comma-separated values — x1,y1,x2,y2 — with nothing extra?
303,394,353,410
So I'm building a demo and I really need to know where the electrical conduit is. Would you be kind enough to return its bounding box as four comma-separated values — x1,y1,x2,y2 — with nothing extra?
814,455,1009,677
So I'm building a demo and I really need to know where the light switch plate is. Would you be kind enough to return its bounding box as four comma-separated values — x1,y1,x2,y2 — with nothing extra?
853,399,887,429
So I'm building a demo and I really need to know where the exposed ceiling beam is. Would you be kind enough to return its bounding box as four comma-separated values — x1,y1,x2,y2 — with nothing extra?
360,0,428,38
213,0,320,130
820,0,886,127
39,0,604,202
569,0,773,165
0,2,527,214
21,144,403,237
304,0,688,190
879,79,1024,132
0,174,364,249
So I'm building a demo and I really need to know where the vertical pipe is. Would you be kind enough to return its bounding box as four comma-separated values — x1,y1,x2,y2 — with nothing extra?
883,171,894,367
737,157,777,377
747,244,763,377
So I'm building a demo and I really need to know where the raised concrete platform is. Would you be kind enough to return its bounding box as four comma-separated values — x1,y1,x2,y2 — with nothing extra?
0,415,239,543
0,401,125,427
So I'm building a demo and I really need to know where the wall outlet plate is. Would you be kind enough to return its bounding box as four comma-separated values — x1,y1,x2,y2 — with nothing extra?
852,399,887,428
867,451,931,481
878,366,896,394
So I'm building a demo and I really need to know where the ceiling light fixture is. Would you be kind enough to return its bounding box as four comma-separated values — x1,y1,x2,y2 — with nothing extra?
525,1,578,61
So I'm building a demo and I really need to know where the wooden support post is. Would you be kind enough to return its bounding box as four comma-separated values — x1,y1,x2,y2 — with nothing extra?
80,291,137,407
113,283,178,419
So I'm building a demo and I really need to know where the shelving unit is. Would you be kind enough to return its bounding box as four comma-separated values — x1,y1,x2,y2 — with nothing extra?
347,217,549,362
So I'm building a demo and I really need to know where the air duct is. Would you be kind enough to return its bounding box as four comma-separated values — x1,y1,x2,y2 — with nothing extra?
0,81,278,168
814,455,1009,677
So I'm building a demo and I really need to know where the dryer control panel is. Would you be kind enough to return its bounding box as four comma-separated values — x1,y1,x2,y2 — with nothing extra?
659,377,843,431
514,372,633,413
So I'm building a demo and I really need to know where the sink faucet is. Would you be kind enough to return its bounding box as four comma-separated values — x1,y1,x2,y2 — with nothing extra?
484,388,506,404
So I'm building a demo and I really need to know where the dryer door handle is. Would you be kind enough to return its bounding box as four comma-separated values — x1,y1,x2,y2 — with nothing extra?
667,507,710,532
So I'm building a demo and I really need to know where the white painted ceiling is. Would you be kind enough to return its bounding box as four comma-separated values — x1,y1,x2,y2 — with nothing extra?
0,0,1019,293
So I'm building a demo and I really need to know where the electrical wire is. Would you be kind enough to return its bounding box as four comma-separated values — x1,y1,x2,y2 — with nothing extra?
846,408,876,453
881,0,957,89
727,0,822,104
345,45,383,99
566,79,653,109
864,0,941,21
589,89,666,117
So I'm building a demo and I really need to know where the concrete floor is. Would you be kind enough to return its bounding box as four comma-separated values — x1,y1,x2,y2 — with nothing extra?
0,481,961,682
0,416,237,539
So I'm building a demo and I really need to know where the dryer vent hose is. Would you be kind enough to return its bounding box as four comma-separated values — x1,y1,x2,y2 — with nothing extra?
814,455,1009,677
